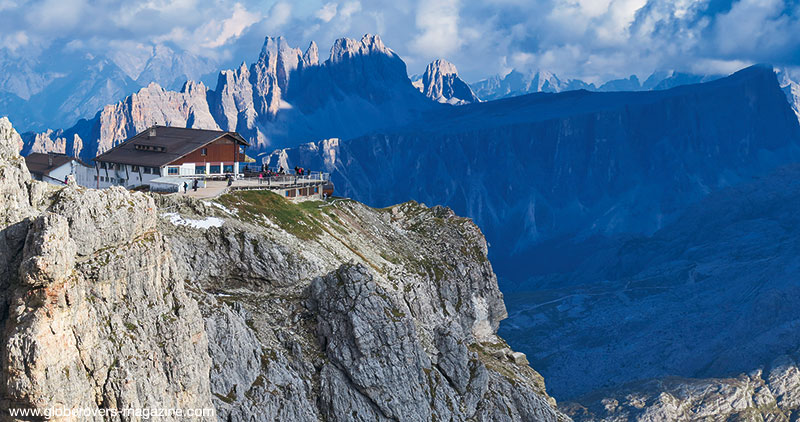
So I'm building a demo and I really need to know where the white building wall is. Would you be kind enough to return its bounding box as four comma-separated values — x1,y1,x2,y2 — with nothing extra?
92,160,245,190
43,161,95,188
94,164,162,189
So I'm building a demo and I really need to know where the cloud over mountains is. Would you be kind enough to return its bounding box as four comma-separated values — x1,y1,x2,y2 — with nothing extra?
1,0,799,83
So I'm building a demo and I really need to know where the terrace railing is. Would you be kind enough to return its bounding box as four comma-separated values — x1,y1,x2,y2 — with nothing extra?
235,172,330,188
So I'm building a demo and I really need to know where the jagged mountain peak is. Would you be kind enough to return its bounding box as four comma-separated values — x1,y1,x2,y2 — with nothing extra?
329,34,392,63
143,81,164,91
257,36,306,69
427,59,459,76
181,80,208,94
416,58,480,105
260,35,293,56
304,41,319,66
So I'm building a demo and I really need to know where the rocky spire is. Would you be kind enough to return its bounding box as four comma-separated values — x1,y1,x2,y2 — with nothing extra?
303,41,319,67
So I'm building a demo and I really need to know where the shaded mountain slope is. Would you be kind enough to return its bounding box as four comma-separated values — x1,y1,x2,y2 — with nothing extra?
269,65,800,289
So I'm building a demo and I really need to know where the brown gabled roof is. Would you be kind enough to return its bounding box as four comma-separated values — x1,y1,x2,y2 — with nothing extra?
25,153,88,176
94,126,249,167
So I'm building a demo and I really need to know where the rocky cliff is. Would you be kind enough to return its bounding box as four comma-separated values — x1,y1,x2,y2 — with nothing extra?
0,116,567,421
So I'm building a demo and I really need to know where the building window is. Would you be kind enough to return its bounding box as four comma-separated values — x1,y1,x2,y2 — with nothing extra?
195,165,206,174
143,167,150,174
201,148,208,156
99,162,106,169
132,165,139,172
315,187,319,193
223,164,233,173
210,165,220,174
167,167,179,175
134,144,165,152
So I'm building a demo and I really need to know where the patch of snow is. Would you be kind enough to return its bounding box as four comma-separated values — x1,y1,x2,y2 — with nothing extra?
206,201,237,215
162,212,224,229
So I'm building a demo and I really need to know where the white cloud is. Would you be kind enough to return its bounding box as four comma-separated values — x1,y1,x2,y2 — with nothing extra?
410,0,461,56
264,1,292,29
1,31,29,53
200,3,261,48
712,0,796,57
316,2,338,22
340,1,362,18
2,0,800,85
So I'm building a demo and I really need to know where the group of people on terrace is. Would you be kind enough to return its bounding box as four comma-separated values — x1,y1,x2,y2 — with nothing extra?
256,165,310,184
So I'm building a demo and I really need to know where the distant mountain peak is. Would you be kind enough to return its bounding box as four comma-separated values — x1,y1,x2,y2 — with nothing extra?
428,59,458,76
330,34,392,63
415,59,480,105
304,41,319,66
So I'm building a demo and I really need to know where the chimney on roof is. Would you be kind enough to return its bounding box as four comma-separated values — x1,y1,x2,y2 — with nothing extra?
149,126,157,138
48,153,53,167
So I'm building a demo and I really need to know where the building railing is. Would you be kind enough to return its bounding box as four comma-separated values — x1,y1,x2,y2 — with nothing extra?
237,172,330,186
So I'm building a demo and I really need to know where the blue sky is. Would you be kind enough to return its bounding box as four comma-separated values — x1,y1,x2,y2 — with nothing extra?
1,0,799,83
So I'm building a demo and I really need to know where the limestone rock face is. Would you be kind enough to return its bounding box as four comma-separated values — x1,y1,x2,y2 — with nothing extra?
18,213,76,287
311,264,437,421
1,117,567,421
0,117,37,296
0,118,214,419
93,81,219,157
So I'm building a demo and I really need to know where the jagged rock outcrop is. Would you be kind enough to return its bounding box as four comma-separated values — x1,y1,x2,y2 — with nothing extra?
414,59,480,105
0,118,567,420
26,129,68,155
93,81,219,156
565,349,800,421
211,62,258,137
251,36,318,120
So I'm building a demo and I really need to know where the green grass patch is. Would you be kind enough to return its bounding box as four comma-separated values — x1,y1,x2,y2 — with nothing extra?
216,190,326,240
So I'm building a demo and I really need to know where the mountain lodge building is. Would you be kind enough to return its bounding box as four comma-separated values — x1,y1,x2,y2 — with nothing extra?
91,125,331,200
93,126,249,189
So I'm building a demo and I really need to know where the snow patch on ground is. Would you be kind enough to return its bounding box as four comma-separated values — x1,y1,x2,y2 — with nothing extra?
205,200,237,215
162,212,224,229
